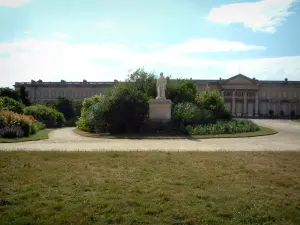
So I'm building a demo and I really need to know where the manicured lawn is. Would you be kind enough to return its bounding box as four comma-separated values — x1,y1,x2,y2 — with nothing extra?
296,119,300,123
0,152,299,225
74,126,277,139
0,129,52,143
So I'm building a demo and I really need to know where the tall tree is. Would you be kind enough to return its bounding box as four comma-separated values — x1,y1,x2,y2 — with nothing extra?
0,87,20,101
19,85,31,106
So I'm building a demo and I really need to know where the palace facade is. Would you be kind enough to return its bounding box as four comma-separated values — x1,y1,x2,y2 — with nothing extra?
14,74,300,118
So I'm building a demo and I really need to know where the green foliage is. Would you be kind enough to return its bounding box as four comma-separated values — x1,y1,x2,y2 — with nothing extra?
186,119,260,135
19,85,31,106
0,97,25,114
0,87,20,101
106,82,148,134
166,79,197,105
195,88,231,121
24,104,65,128
86,100,110,133
126,68,157,99
0,111,43,138
56,97,75,120
172,102,212,125
76,94,106,131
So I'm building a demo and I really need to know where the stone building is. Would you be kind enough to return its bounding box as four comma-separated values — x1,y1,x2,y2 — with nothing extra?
14,74,300,118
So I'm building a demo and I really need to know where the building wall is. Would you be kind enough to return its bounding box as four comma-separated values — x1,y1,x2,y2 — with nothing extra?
15,77,300,117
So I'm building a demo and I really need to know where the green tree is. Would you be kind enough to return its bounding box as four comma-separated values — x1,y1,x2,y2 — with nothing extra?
126,68,156,99
56,97,75,120
0,97,25,113
19,85,31,106
0,87,20,101
195,87,231,121
166,78,198,105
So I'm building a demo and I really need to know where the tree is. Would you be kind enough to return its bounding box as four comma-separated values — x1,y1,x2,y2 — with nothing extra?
195,87,231,121
19,85,31,106
0,87,20,101
126,68,157,99
56,97,75,120
166,79,198,105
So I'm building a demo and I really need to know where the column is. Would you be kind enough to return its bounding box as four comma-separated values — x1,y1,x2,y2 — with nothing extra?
221,90,224,98
255,92,259,116
232,90,236,116
243,91,247,116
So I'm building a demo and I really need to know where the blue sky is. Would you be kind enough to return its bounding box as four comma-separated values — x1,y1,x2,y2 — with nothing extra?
0,0,300,87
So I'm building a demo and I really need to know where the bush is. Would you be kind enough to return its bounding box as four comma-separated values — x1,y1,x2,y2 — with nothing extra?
24,105,65,128
76,95,106,131
186,119,260,135
166,79,197,105
106,82,148,134
172,102,212,125
86,100,110,133
0,111,44,138
0,97,25,114
195,88,231,121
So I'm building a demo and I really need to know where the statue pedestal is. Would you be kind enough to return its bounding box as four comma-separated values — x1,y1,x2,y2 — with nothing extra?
148,98,172,122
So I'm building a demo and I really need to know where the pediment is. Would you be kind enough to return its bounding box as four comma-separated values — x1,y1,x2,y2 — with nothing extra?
221,74,257,86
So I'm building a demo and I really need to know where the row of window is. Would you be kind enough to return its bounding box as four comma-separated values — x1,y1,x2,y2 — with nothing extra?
223,91,300,98
29,90,105,99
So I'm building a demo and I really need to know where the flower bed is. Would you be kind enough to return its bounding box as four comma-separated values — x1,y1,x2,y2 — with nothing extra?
0,110,45,138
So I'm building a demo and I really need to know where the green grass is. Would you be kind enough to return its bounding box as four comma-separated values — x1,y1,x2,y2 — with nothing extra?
0,129,52,143
295,119,300,123
0,152,300,225
74,126,277,139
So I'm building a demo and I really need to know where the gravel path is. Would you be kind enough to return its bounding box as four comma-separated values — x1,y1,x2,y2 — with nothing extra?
0,119,299,151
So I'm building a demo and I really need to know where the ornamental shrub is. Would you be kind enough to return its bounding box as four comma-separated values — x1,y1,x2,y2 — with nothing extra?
172,102,212,125
185,119,260,135
86,100,110,133
106,82,148,134
0,110,44,138
24,104,65,128
0,97,25,114
76,94,106,131
195,88,231,121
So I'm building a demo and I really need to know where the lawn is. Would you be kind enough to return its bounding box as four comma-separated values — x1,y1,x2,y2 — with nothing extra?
0,129,52,143
0,152,300,225
74,126,277,139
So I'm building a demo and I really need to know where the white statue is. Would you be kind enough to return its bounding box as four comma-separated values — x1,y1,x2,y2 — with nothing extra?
156,72,167,99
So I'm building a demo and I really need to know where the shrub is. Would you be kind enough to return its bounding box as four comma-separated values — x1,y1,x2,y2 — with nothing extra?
0,87,20,101
195,88,231,121
172,102,212,126
0,111,43,138
86,100,110,133
76,95,106,131
24,105,65,128
185,119,260,135
106,82,148,134
166,79,198,105
0,97,25,113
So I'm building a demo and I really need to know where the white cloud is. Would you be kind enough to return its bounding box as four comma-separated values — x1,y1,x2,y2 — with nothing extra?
206,0,297,33
0,37,299,87
95,20,115,29
54,32,69,39
0,0,32,7
166,38,266,53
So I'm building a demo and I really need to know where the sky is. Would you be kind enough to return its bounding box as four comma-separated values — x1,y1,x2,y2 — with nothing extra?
0,0,300,87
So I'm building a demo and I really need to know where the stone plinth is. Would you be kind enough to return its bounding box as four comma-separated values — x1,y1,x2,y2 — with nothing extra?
148,98,172,122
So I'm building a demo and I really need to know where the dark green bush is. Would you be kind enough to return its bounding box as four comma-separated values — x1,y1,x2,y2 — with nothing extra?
106,82,148,134
24,105,65,128
185,119,260,135
0,97,25,114
166,79,197,105
195,88,231,121
172,102,212,125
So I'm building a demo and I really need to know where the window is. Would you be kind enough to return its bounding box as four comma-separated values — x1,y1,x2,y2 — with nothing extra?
261,92,266,97
283,92,287,98
236,91,243,97
272,92,276,97
294,92,297,98
43,90,49,98
51,91,56,98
